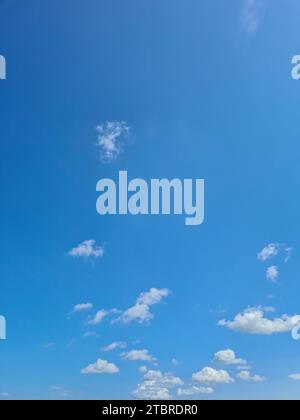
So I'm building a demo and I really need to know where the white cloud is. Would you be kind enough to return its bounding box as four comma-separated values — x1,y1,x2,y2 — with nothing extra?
285,247,293,263
172,359,179,366
241,0,264,36
214,349,247,366
101,342,127,352
121,349,156,363
88,310,108,326
237,370,266,382
192,367,233,385
258,243,280,262
266,266,279,282
116,288,170,325
81,359,119,375
219,307,300,335
96,121,130,161
177,386,213,397
133,369,183,400
83,331,98,338
72,303,93,313
68,240,104,259
289,373,300,381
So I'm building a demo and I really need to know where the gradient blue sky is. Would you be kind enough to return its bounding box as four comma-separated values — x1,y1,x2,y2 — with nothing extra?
1,0,300,400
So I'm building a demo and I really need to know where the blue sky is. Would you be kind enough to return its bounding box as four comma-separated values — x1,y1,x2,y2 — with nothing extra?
1,0,300,400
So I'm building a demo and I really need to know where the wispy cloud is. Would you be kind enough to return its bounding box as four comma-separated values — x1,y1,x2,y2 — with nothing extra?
241,0,264,36
68,240,104,259
87,310,109,326
96,121,130,162
101,342,127,352
258,243,280,262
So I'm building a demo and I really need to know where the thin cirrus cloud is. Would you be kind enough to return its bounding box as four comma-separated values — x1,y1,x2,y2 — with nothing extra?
121,349,156,363
115,288,170,325
214,349,247,366
101,342,127,352
219,307,300,335
241,0,264,36
132,369,183,400
81,359,119,375
289,374,300,381
95,121,130,162
68,240,104,259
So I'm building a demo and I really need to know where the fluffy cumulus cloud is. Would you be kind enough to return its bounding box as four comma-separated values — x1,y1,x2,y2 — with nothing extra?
266,266,279,282
68,240,104,259
101,342,127,352
257,243,280,262
96,121,130,161
121,349,156,363
81,359,119,375
237,371,266,382
241,0,264,36
214,349,247,366
219,307,300,335
133,369,183,400
192,367,233,385
116,288,170,324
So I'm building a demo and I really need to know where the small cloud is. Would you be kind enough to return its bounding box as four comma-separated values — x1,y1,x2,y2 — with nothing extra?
43,342,56,349
101,342,127,352
95,121,130,162
121,349,156,363
133,369,183,400
83,331,98,338
214,349,247,366
237,371,266,382
177,386,213,397
81,359,119,375
285,247,293,263
219,307,300,335
171,358,179,366
241,0,264,36
266,266,279,282
116,288,170,325
258,243,280,262
87,310,109,326
192,367,234,385
289,373,300,381
68,240,104,259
